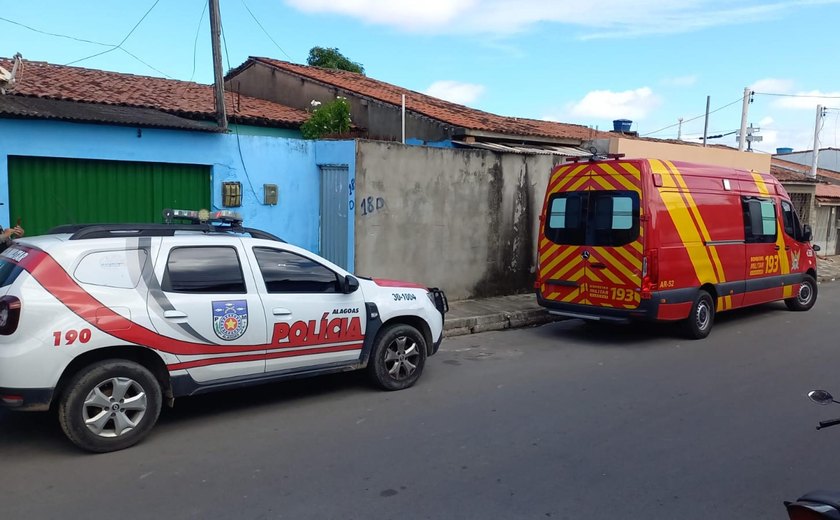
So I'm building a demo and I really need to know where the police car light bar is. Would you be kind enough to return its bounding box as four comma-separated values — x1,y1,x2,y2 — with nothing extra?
163,208,243,225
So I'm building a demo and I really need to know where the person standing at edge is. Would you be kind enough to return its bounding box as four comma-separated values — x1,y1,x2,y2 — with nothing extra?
0,223,24,252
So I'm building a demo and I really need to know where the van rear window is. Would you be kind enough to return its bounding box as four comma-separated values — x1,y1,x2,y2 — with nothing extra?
545,191,640,246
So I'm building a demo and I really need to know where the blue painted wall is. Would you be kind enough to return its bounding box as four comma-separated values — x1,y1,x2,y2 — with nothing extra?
0,119,356,271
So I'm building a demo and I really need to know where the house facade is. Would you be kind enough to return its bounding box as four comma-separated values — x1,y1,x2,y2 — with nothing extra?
0,59,356,269
775,148,840,175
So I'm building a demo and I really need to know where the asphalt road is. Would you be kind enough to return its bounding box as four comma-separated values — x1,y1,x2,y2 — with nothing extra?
3,286,840,520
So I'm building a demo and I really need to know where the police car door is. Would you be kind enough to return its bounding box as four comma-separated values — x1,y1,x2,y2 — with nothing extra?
246,244,367,373
148,237,267,382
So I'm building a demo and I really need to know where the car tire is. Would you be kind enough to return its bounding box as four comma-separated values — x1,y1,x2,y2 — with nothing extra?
368,324,427,391
58,360,162,453
785,275,818,312
684,290,715,340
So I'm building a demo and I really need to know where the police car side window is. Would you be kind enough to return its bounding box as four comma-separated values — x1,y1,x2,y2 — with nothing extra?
253,247,339,293
0,260,23,288
162,247,246,293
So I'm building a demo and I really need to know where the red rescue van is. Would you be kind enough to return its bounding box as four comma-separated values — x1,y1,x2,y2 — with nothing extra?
536,157,819,338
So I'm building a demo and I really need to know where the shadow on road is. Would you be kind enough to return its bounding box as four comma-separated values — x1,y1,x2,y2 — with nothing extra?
535,301,791,346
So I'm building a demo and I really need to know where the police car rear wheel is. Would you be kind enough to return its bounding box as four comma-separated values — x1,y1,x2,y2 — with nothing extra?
785,275,817,312
368,324,427,391
58,360,162,453
684,290,714,340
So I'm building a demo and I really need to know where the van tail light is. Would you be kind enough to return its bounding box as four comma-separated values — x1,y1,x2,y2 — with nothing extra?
0,296,22,335
640,249,658,300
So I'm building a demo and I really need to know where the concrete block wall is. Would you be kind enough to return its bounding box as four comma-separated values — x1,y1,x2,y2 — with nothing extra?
353,141,563,301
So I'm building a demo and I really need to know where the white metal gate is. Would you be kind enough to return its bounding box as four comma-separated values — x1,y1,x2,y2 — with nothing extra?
319,165,350,269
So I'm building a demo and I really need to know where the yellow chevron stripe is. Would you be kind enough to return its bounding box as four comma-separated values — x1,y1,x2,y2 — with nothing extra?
651,160,719,284
541,246,579,277
539,243,559,265
587,268,604,283
568,175,589,192
553,164,588,192
561,267,586,302
613,245,643,271
593,247,640,285
592,174,617,191
618,162,641,179
598,163,642,193
666,161,727,283
751,172,770,196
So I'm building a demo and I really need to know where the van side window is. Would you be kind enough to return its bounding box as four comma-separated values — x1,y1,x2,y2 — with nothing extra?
162,246,246,293
781,200,803,241
742,197,777,244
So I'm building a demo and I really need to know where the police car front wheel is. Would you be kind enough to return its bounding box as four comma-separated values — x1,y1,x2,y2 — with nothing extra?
368,324,427,391
58,360,163,453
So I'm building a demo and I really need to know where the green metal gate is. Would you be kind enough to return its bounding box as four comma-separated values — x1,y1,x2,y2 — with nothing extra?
8,156,211,236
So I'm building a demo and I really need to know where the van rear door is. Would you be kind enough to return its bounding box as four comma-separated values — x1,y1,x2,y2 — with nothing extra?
539,161,644,310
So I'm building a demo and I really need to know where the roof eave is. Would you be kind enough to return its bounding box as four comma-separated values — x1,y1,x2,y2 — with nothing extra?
456,128,584,146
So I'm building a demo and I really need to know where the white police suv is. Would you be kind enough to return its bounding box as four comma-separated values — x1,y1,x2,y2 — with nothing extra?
0,210,447,452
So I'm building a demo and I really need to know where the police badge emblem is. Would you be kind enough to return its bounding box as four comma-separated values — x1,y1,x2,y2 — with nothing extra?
212,300,248,341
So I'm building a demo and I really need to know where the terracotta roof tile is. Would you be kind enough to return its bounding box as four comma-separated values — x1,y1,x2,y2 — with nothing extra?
771,157,840,183
817,183,840,199
0,58,308,127
245,57,608,141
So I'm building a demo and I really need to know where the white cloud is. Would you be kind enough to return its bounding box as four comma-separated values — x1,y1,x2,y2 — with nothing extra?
774,91,840,110
284,0,840,37
759,116,775,126
424,81,486,105
568,87,661,120
662,75,698,87
751,78,796,93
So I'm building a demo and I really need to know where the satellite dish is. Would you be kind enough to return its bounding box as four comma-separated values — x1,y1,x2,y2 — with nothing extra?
0,65,12,83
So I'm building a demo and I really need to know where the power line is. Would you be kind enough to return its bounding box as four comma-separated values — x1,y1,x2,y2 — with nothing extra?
240,0,294,61
189,0,209,81
0,16,111,47
66,0,162,66
755,91,840,99
0,14,172,77
641,96,744,137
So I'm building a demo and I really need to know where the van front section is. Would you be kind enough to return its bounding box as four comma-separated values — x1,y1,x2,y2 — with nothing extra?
536,160,651,322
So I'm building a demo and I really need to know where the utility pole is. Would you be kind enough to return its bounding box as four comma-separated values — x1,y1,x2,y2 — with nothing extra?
810,104,825,179
702,96,710,147
738,87,752,151
208,0,228,130
677,117,683,140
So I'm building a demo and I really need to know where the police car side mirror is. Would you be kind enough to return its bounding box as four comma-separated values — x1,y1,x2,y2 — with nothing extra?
342,275,360,294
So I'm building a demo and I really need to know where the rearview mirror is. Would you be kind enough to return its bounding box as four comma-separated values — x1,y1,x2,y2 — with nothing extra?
808,389,834,405
341,275,359,294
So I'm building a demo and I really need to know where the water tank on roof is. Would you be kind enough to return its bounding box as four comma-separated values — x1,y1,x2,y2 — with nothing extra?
613,119,633,132
776,147,794,154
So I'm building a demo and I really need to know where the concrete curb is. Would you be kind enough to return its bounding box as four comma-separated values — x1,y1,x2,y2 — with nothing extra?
443,308,560,338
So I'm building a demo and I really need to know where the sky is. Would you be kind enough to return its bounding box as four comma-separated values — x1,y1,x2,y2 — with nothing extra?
2,0,840,153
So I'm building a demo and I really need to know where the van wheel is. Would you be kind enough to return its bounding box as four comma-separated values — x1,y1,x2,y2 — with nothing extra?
785,275,817,311
684,290,714,339
368,324,427,391
58,360,162,453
